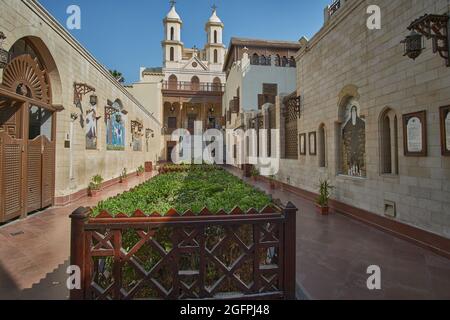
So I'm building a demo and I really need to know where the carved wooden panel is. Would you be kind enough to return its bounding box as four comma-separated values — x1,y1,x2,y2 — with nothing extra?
284,95,299,160
2,54,50,104
27,137,42,212
0,101,21,139
81,207,289,300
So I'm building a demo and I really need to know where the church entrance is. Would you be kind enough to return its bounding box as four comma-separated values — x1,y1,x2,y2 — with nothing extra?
0,39,60,223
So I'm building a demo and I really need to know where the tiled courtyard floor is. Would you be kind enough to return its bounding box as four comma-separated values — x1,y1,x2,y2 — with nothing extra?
0,168,449,300
0,172,157,300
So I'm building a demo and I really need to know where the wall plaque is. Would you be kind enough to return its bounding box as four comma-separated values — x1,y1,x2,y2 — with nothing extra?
299,133,306,155
403,111,427,156
309,131,317,156
440,106,450,156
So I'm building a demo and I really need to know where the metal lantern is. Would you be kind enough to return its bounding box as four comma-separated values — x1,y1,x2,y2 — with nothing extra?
0,32,9,69
90,94,98,106
402,30,424,60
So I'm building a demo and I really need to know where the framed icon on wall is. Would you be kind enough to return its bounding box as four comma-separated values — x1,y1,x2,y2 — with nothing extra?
440,106,450,156
403,111,427,157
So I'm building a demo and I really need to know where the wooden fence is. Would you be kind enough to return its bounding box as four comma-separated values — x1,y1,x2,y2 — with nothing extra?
70,203,297,300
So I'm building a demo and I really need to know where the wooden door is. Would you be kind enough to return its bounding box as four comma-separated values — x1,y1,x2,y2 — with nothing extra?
41,136,55,208
0,98,24,223
27,136,42,212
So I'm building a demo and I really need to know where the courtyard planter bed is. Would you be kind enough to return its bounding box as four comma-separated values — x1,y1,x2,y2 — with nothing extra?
71,166,297,300
94,166,271,216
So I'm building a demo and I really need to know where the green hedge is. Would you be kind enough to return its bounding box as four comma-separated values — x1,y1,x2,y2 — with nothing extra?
93,166,271,216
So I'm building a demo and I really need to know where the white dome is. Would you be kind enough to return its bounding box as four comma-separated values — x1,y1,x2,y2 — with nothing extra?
208,9,222,23
166,6,181,20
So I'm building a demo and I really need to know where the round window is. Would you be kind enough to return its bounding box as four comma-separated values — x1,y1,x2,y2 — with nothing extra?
192,62,198,68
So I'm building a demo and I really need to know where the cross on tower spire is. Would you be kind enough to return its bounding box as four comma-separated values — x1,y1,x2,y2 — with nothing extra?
169,0,176,8
212,4,218,11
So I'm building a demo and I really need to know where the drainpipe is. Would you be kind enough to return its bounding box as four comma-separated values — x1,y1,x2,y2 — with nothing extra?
69,113,78,189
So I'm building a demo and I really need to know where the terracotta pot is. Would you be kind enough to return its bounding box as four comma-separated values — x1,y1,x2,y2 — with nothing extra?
315,204,329,215
88,189,100,197
145,161,153,172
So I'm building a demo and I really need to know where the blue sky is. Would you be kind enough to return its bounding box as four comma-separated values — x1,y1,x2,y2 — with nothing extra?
39,0,330,83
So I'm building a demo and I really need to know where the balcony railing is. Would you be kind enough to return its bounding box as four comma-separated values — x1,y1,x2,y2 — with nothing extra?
329,0,341,17
162,81,225,93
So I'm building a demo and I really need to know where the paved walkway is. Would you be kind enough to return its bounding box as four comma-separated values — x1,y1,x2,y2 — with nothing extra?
0,172,157,299
232,171,450,300
0,168,449,300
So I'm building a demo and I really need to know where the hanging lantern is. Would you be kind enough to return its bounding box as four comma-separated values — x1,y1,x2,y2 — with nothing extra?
401,30,424,60
0,32,10,69
90,94,98,106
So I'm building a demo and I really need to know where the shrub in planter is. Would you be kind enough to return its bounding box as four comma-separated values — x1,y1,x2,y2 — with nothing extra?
88,174,104,197
316,179,334,215
137,165,145,176
250,166,259,181
119,168,127,183
91,167,274,297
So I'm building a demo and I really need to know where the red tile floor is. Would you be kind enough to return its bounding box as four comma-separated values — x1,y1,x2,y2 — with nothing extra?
0,172,157,299
0,168,449,300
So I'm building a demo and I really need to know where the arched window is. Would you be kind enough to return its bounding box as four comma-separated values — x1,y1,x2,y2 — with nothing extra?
214,49,218,63
191,76,200,91
170,27,174,41
339,98,366,177
318,124,326,167
260,55,267,65
282,56,288,67
168,74,178,90
274,54,281,67
380,108,399,175
169,47,175,61
251,53,259,65
214,30,218,43
212,77,221,91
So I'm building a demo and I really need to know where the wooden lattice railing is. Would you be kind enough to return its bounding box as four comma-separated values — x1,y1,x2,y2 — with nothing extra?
70,203,297,300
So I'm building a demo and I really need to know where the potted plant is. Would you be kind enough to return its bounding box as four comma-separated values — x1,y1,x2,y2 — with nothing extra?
316,179,334,215
119,168,127,183
88,174,104,197
250,166,259,182
137,165,145,176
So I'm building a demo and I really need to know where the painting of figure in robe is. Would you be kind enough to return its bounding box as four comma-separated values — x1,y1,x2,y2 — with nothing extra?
341,104,366,177
106,110,126,151
85,104,98,150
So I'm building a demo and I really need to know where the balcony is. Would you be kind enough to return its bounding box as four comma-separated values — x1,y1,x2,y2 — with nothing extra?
162,81,225,97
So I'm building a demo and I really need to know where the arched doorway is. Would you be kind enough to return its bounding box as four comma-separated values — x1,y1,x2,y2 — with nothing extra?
0,37,61,223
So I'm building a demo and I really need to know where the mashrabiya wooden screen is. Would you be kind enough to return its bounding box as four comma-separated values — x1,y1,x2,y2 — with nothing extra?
70,203,297,300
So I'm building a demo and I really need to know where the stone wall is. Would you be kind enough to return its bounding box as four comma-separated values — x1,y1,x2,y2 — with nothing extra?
280,0,450,237
0,0,162,200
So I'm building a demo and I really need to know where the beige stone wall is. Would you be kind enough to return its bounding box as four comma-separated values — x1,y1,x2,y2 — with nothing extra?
280,0,450,237
0,0,162,198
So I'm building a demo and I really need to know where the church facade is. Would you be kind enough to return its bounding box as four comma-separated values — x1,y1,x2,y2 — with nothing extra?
128,4,226,162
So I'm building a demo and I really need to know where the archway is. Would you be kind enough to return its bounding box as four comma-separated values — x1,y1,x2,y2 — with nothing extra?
0,36,61,223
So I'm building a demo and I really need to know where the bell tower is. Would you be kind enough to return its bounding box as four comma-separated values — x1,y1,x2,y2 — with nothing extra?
163,1,183,68
205,5,225,70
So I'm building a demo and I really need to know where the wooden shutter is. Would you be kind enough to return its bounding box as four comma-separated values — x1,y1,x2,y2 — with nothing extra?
0,133,23,221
